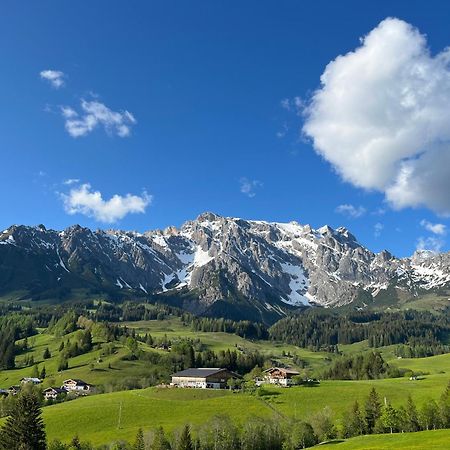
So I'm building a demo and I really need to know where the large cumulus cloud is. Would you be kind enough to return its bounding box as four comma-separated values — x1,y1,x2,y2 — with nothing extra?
303,17,450,215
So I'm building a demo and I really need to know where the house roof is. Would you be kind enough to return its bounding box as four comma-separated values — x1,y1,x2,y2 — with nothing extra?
264,367,300,375
171,368,227,378
63,378,88,385
20,377,41,383
44,387,66,393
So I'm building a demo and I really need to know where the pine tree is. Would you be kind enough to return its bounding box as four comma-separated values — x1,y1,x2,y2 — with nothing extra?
43,347,51,359
343,401,366,437
0,391,46,450
134,427,145,450
57,356,68,372
152,426,170,450
404,395,420,432
439,381,450,428
177,424,193,450
31,364,39,378
40,365,46,380
365,387,381,433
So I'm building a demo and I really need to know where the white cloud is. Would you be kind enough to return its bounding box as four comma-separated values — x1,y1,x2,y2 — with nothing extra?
276,123,289,138
335,204,366,218
240,177,262,198
61,183,151,223
371,207,386,216
40,70,65,89
303,18,450,216
420,219,447,235
63,178,80,185
61,100,136,138
374,222,384,238
416,236,445,253
281,96,304,114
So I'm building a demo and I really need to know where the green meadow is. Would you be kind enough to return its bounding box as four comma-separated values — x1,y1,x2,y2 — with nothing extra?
316,429,450,449
1,318,449,447
40,368,450,444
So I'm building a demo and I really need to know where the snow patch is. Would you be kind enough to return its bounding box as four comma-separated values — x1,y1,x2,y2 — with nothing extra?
280,261,310,306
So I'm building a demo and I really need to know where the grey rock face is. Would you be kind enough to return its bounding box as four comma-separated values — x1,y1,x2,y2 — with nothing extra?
0,213,449,318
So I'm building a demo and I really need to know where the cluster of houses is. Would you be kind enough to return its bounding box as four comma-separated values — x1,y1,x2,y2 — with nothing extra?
1,366,304,398
170,366,302,389
0,378,93,400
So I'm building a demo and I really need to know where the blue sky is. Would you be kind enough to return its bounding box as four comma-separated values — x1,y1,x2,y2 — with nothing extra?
1,1,450,257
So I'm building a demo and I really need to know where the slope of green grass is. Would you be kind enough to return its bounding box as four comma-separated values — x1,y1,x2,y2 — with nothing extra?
122,318,332,371
43,388,273,444
388,352,450,375
316,429,450,449
41,370,450,445
0,329,167,390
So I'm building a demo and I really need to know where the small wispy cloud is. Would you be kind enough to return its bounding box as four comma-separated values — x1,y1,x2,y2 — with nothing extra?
335,204,366,218
63,178,80,185
40,70,65,89
374,222,384,238
276,123,289,139
61,183,151,223
61,100,136,138
240,177,262,198
416,236,445,253
280,96,304,114
371,207,386,216
420,219,447,236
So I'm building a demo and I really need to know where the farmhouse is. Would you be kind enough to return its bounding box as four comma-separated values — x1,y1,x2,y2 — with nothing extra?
62,379,92,392
20,377,41,385
171,368,238,389
43,387,67,400
263,367,300,386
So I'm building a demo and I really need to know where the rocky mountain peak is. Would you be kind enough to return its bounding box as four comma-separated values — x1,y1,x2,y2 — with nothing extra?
0,213,448,322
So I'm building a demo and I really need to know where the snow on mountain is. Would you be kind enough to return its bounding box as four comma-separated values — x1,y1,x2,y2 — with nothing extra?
0,213,449,321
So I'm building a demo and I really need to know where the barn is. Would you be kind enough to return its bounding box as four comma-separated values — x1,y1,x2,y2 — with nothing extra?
171,368,238,389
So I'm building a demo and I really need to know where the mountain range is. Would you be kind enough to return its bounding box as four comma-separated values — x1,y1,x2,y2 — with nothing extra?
1,212,449,323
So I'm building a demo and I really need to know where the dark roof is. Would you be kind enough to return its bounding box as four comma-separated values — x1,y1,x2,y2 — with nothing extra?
171,368,227,378
44,387,67,393
264,367,300,375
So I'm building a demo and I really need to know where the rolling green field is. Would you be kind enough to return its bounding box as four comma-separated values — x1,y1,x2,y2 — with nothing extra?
40,368,450,444
1,317,450,447
0,318,332,390
316,429,450,449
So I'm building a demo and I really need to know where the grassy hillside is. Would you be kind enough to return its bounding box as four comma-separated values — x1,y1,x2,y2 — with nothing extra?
1,316,449,446
40,368,450,444
316,429,450,449
0,318,332,390
42,388,270,444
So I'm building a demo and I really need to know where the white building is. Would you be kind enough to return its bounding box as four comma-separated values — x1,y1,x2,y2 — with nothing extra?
262,367,300,386
62,378,92,392
171,368,237,389
20,377,41,385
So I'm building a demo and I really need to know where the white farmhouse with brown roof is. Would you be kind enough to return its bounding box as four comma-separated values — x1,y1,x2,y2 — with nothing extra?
263,367,300,386
62,379,92,392
43,387,67,400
